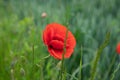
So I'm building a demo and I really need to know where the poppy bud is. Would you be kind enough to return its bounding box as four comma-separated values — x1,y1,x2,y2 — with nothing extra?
56,61,62,70
11,69,14,74
41,12,47,18
20,68,25,76
10,69,15,80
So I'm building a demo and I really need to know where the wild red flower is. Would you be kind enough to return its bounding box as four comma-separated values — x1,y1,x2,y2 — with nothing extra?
43,23,76,59
116,42,120,54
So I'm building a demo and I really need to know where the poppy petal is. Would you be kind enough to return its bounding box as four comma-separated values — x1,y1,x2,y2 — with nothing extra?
43,26,54,45
49,40,64,50
116,43,120,54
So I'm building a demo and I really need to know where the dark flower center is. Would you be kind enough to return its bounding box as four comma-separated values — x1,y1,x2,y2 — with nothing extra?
48,40,64,50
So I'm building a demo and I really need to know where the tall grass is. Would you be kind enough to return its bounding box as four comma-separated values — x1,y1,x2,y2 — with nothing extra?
0,0,120,80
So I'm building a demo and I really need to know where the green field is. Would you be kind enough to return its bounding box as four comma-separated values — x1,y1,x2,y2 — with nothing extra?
0,0,120,80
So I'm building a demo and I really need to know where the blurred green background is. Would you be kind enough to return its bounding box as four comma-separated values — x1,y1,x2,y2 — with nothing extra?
0,0,120,80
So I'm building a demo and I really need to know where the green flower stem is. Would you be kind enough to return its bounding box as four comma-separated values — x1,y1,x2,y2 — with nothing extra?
79,46,83,80
60,29,69,80
59,2,70,79
32,44,35,80
89,32,110,80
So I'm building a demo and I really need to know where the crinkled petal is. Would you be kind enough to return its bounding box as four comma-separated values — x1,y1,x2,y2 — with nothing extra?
43,26,54,45
49,40,64,50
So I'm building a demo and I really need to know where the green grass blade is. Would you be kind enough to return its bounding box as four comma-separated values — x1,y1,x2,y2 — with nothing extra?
110,63,120,80
79,46,83,80
103,54,117,80
89,32,110,80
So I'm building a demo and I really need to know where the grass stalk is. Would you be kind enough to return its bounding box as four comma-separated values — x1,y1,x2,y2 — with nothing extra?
59,3,70,79
59,29,69,80
103,54,117,80
89,32,110,80
32,44,35,80
11,69,15,80
79,46,83,80
39,55,50,62
110,63,120,80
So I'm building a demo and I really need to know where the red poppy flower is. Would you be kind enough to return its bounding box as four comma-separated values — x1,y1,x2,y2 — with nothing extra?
116,42,120,54
43,23,76,59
